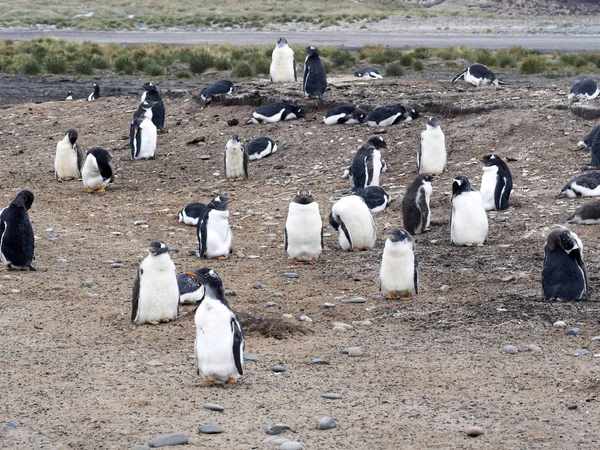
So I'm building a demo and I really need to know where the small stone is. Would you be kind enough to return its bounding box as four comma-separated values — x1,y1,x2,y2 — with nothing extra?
525,344,542,352
57,258,68,263
109,231,122,236
272,292,284,298
282,314,294,320
332,326,346,333
333,322,352,330
203,403,224,412
11,289,20,294
148,432,189,447
316,417,337,430
198,424,222,434
465,426,484,437
147,359,163,366
244,353,259,362
82,292,97,298
110,263,123,268
311,359,329,365
263,436,291,445
299,315,312,322
567,404,578,410
572,348,589,357
225,289,237,296
283,273,299,278
248,255,261,259
372,295,386,300
254,283,265,290
271,365,286,373
265,301,278,308
265,423,291,435
348,347,364,357
565,328,581,336
321,393,343,399
323,302,336,308
280,442,303,450
592,336,600,341
134,220,147,226
81,280,94,287
503,345,518,354
553,321,567,328
356,319,373,326
342,297,366,304
48,237,59,242
45,227,54,232
132,446,150,450
6,421,17,429
236,251,245,258
440,285,451,291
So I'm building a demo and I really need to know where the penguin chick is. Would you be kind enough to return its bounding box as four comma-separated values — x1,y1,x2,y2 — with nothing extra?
270,37,296,83
82,147,114,193
197,196,233,259
224,134,248,181
0,189,36,271
54,129,83,181
450,176,488,246
417,117,446,175
380,228,418,300
285,188,323,264
347,135,389,189
542,229,588,301
566,199,600,224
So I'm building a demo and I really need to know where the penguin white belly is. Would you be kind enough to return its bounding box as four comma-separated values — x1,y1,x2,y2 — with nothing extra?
81,155,104,190
465,70,484,86
380,242,416,294
137,118,157,159
254,108,286,123
286,202,322,261
55,143,79,179
368,113,400,127
205,211,232,258
226,150,245,178
134,255,179,324
421,184,433,228
334,200,376,251
480,166,498,210
368,154,382,187
0,220,12,265
419,130,446,174
270,47,295,82
569,182,600,197
451,192,488,245
323,113,346,125
195,302,240,382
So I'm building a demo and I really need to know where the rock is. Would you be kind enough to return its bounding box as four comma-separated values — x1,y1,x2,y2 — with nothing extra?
283,273,299,278
48,237,59,242
592,336,600,341
272,292,284,298
236,251,246,258
299,315,312,322
323,302,336,308
567,404,578,410
147,360,163,366
132,445,150,450
465,426,484,437
134,220,147,226
525,344,542,352
6,421,17,429
553,321,567,328
45,227,54,232
355,319,373,326
280,442,303,450
282,314,294,320
10,289,20,294
321,393,343,399
372,295,386,300
565,328,581,336
57,258,68,263
82,292,97,298
503,345,518,354
203,403,224,412
148,432,189,447
263,436,291,445
248,255,261,259
110,263,123,268
572,348,589,357
311,359,329,365
265,423,291,435
224,289,237,296
271,365,286,373
342,297,366,304
253,283,264,289
244,353,259,362
333,322,352,330
198,424,222,434
265,301,278,307
332,326,346,333
348,347,364,357
316,416,337,430
81,279,94,287
440,285,451,291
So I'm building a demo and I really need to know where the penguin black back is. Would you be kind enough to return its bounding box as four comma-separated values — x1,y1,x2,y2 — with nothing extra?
0,189,36,270
402,173,433,235
478,154,513,210
201,80,234,105
542,229,588,301
141,82,165,132
87,147,114,182
302,46,327,101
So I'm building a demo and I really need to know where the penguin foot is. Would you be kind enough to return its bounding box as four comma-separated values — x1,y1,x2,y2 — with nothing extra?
307,258,316,265
236,176,244,181
228,177,235,182
147,320,160,325
0,265,9,271
401,292,412,301
215,255,227,260
86,187,94,193
62,176,73,181
225,377,237,386
197,377,214,387
465,242,474,247
352,248,360,252
425,227,431,232
98,186,106,193
386,292,398,300
160,317,170,323
293,258,303,265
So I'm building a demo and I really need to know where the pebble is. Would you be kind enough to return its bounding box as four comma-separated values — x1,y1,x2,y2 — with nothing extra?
272,292,284,298
11,289,20,294
265,301,278,308
311,359,330,365
553,321,567,328
572,348,589,357
57,258,68,263
567,404,578,410
271,365,286,373
134,220,147,226
265,423,291,435
299,315,312,322
282,314,294,320
440,285,451,291
132,445,150,450
236,251,246,258
321,393,343,399
48,236,59,242
525,344,542,352
138,224,150,229
503,345,518,354
280,442,303,450
110,263,123,268
147,360,163,366
333,322,353,330
355,319,373,326
148,432,189,447
244,353,259,362
348,347,364,357
372,295,386,300
225,289,237,296
82,292,98,298
198,424,222,434
565,328,581,336
283,273,299,278
342,297,366,304
323,302,336,308
248,255,261,259
45,227,54,232
203,403,224,412
316,417,337,430
81,280,94,287
263,436,291,445
592,336,600,341
6,421,17,429
332,326,347,333
465,426,484,437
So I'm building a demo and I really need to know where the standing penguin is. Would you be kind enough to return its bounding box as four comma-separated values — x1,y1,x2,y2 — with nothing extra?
201,80,235,106
451,64,506,86
177,272,205,304
402,173,434,235
87,83,100,101
351,186,391,213
450,176,488,246
270,37,296,83
131,241,179,325
65,91,73,101
82,147,114,193
380,228,418,300
130,101,157,160
141,82,165,132
178,202,207,226
302,46,327,102
347,136,389,190
285,188,323,264
329,195,377,252
0,189,35,271
478,154,513,211
54,129,83,181
224,134,248,181
417,117,446,175
542,229,588,301
197,196,233,259
568,79,600,102
187,268,244,386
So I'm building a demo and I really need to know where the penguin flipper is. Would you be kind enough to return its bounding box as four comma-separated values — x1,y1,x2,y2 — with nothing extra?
451,69,467,84
131,268,141,322
293,56,297,82
328,212,339,230
413,251,419,295
284,227,288,252
231,317,244,376
339,220,353,250
416,189,429,233
243,147,249,179
365,155,374,187
75,143,84,174
198,215,208,258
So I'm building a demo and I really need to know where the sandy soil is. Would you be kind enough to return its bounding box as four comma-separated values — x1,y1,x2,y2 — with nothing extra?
1,73,600,450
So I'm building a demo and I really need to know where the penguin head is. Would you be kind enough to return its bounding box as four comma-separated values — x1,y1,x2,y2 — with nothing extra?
148,240,169,256
303,46,319,56
208,196,233,211
546,228,582,255
142,82,158,92
227,134,244,152
451,176,472,200
295,107,306,118
185,268,228,305
427,117,440,128
66,129,78,145
353,107,367,123
477,154,501,167
277,37,288,47
389,228,412,244
11,189,34,210
408,106,420,120
417,173,435,184
293,187,314,205
365,135,389,151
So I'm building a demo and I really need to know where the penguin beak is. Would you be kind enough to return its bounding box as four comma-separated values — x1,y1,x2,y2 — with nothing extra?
476,157,484,161
227,198,234,203
186,271,196,277
140,84,144,87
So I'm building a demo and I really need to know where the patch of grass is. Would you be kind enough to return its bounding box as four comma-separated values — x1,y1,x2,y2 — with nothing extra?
44,55,68,74
497,54,516,68
400,53,413,67
329,50,356,69
385,62,404,77
189,51,214,74
412,59,424,71
232,61,254,77
144,62,164,76
412,46,430,60
214,57,231,71
20,57,41,75
520,55,547,74
74,60,94,75
114,56,134,74
175,70,192,78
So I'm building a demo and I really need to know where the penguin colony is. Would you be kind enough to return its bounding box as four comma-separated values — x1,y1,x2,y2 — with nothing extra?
4,35,599,400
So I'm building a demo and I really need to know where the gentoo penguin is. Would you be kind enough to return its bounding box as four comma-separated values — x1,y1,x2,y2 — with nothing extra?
270,37,296,83
54,128,83,181
568,79,600,102
201,80,234,106
566,200,600,224
354,66,383,79
380,228,418,300
284,188,323,264
65,91,73,101
347,136,389,189
302,46,327,102
402,173,434,235
130,101,157,160
578,124,600,151
87,83,100,101
586,131,600,169
365,104,419,127
247,137,277,161
351,186,391,213
197,196,233,259
177,272,205,304
141,82,165,132
451,176,488,246
417,117,446,175
224,134,249,180
188,268,244,386
329,195,377,251
451,64,506,86
131,241,179,325
560,172,600,198
178,202,207,226
323,104,366,125
247,102,305,124
82,147,114,193
478,154,513,211
0,189,35,271
542,229,588,301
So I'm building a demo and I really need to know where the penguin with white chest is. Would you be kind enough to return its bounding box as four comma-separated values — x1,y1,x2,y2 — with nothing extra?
285,188,323,264
0,189,35,271
82,147,114,193
347,136,389,190
130,101,157,160
131,241,180,325
578,124,600,151
303,46,327,102
365,104,419,127
566,200,600,224
323,105,366,125
178,202,206,226
224,134,248,181
187,268,244,386
450,176,488,246
354,66,383,79
542,229,588,301
568,79,600,102
451,64,506,87
247,137,277,161
54,129,83,181
329,195,377,252
141,82,165,132
197,196,233,259
417,117,446,175
380,228,418,300
478,154,513,210
560,172,600,198
402,173,434,235
247,102,305,124
87,83,100,101
270,37,296,83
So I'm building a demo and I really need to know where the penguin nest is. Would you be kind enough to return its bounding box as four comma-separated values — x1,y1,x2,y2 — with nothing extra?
236,312,313,340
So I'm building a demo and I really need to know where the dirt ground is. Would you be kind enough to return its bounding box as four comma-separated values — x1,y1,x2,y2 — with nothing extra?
1,72,600,450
